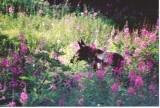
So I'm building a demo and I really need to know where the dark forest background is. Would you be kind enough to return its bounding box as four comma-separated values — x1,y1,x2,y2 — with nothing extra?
48,0,159,29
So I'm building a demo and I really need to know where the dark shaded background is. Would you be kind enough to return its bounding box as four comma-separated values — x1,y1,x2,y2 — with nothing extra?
48,0,159,29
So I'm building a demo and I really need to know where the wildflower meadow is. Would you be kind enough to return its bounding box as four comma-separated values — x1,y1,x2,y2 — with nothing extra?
0,0,159,107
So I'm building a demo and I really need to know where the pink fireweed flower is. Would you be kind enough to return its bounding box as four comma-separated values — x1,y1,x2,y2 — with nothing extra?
138,61,145,73
74,74,82,81
77,98,84,105
53,84,57,90
20,81,25,88
1,96,6,100
9,6,13,13
20,92,28,104
87,72,93,79
10,80,18,88
84,9,88,14
8,101,16,107
141,28,149,37
117,99,122,106
39,8,43,14
124,27,130,37
1,58,10,69
111,83,119,93
71,41,80,51
146,61,153,72
20,43,28,55
11,67,17,74
11,52,21,65
126,57,132,65
40,39,46,49
135,76,143,87
19,33,24,41
140,41,148,49
89,44,96,51
52,52,58,60
78,82,85,89
97,69,104,80
57,56,66,64
34,48,40,54
108,38,112,43
58,98,64,106
149,84,155,90
129,70,136,83
0,83,2,89
113,66,123,74
149,84,156,93
133,48,141,57
17,68,23,76
66,80,71,86
27,55,33,64
155,19,159,31
114,35,121,42
149,33,156,44
134,37,141,43
93,12,98,17
128,87,135,95
125,50,130,57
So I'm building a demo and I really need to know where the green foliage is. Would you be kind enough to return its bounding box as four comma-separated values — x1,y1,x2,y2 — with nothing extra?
0,2,159,107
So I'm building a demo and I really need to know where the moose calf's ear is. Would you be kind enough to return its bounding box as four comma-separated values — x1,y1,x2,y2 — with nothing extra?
78,41,83,48
81,39,86,46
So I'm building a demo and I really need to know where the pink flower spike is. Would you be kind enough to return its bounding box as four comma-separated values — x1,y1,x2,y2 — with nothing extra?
20,43,28,55
117,99,122,106
129,70,136,83
133,48,141,57
74,74,82,81
66,80,71,86
39,9,43,14
134,37,141,43
150,33,156,44
138,61,145,73
97,69,104,80
135,76,143,87
84,9,88,14
1,58,10,69
125,50,130,57
87,72,93,79
9,6,13,13
8,102,16,107
20,92,28,104
140,41,148,49
93,12,98,17
58,98,64,106
128,87,135,95
19,33,24,41
111,83,119,93
77,98,84,105
1,96,6,100
114,35,121,42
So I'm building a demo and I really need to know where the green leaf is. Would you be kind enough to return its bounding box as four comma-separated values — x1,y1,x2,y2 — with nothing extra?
19,76,35,81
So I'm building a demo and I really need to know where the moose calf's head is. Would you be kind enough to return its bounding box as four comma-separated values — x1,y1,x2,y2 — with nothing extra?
71,40,103,63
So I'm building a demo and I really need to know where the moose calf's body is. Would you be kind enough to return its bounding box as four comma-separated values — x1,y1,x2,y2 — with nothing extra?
71,40,124,73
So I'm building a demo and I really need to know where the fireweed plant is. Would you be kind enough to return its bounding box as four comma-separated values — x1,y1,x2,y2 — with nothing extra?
0,2,159,106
